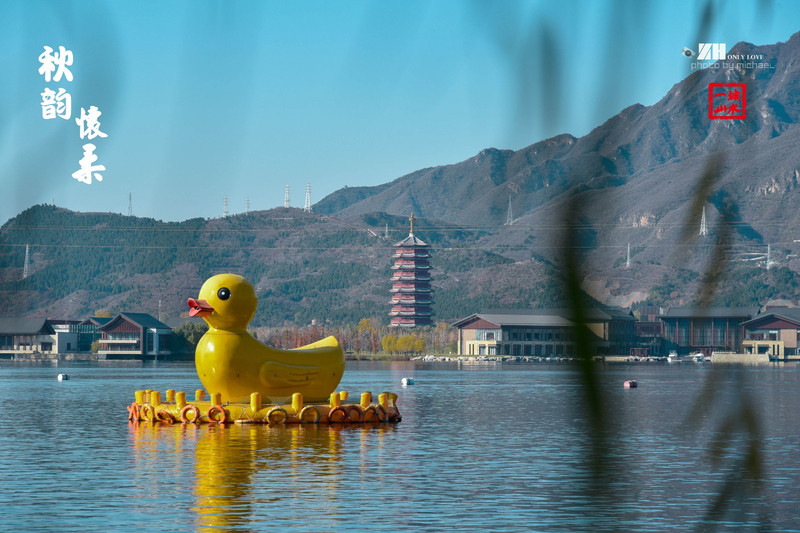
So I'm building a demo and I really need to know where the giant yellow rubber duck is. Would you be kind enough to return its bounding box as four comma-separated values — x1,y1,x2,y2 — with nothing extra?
188,273,345,403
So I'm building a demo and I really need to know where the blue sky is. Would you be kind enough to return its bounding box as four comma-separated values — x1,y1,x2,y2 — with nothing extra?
1,0,799,224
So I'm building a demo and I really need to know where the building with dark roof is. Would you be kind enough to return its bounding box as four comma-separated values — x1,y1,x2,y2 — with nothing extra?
741,308,800,360
0,318,56,357
49,319,81,353
452,308,635,356
98,313,173,358
660,306,758,355
85,316,113,327
73,317,111,351
634,306,665,355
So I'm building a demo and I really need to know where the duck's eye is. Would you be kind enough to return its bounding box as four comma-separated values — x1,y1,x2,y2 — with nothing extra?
217,287,231,300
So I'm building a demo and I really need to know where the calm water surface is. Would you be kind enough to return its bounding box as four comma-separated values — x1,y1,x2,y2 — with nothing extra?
2,360,800,532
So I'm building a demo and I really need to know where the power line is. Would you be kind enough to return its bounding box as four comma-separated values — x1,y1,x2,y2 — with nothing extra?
0,241,783,252
4,217,796,232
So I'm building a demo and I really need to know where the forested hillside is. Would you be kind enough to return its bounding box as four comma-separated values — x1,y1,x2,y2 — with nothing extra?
0,205,574,325
3,204,799,326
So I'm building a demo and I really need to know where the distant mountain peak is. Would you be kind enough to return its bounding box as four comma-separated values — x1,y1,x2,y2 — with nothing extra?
314,31,800,246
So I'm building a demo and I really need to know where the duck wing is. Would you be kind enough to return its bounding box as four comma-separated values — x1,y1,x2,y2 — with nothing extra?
258,361,320,388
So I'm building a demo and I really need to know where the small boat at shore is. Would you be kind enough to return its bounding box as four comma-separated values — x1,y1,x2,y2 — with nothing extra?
667,351,706,363
690,352,707,363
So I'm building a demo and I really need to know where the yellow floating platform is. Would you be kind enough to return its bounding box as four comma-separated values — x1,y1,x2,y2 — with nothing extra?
127,389,401,425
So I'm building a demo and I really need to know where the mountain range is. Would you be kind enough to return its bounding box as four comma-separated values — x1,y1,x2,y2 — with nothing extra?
4,32,800,325
316,31,800,307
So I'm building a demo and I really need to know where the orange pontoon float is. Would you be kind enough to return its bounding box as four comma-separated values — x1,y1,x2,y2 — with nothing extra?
127,389,401,425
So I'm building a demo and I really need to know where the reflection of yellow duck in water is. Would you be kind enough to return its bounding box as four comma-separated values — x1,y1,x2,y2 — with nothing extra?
192,424,346,530
188,273,345,403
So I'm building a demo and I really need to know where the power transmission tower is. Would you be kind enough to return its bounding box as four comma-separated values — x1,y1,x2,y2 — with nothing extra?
626,243,631,269
245,197,250,214
385,223,389,239
284,185,290,208
223,195,229,218
127,193,133,217
23,244,30,279
505,195,513,225
304,183,312,213
699,206,708,236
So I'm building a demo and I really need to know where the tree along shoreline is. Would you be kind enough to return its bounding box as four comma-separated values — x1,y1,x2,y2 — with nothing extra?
172,318,458,359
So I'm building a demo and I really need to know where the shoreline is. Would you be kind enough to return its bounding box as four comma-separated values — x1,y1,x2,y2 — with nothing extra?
2,352,779,365
0,352,195,362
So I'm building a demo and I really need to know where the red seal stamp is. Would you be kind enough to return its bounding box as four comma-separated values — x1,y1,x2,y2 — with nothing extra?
708,83,746,119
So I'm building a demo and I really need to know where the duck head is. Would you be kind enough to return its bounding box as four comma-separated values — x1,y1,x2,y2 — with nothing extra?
188,273,257,332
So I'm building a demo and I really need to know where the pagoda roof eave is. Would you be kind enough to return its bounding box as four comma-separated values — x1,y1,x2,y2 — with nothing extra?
393,234,428,247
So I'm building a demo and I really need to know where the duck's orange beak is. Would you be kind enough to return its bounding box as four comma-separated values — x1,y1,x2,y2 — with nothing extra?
188,298,214,317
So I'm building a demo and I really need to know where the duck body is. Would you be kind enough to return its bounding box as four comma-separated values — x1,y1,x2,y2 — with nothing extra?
189,274,345,403
196,332,344,403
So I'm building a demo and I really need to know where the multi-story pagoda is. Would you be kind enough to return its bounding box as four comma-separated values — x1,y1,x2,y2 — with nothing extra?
389,214,433,327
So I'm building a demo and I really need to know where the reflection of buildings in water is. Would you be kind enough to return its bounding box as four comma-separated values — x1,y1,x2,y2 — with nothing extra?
128,421,395,530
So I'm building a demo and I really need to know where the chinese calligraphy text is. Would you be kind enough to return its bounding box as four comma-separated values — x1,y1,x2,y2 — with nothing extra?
708,83,747,120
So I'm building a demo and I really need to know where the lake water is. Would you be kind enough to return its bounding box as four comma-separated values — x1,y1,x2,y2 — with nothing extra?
3,360,800,532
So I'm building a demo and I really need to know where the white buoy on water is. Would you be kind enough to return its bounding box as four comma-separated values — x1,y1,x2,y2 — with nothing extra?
401,377,414,386
57,374,70,381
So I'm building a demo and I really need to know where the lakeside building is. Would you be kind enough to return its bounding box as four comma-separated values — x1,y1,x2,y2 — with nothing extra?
78,316,112,351
741,308,800,360
0,317,113,358
0,318,56,357
49,319,82,353
0,313,172,359
452,308,636,357
98,313,173,358
659,307,758,356
634,305,664,354
389,213,434,327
